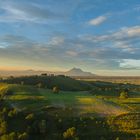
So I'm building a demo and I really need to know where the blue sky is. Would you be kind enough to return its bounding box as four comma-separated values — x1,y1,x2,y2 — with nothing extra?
0,0,140,75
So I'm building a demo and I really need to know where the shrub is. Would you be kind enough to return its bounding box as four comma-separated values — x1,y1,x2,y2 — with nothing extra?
25,113,34,121
116,137,120,140
53,86,59,93
0,134,9,140
119,91,128,99
39,120,47,134
9,132,17,140
63,127,76,139
18,132,28,140
0,121,7,135
8,111,14,118
8,109,17,118
2,107,8,114
0,88,12,97
37,83,44,88
21,81,24,85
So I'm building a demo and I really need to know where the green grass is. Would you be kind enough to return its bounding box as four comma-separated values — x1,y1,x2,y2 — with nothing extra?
2,84,131,117
3,75,93,91
1,83,140,140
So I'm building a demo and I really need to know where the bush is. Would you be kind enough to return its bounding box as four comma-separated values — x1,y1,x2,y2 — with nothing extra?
0,121,7,135
0,88,12,98
63,127,76,139
18,132,28,140
2,107,8,114
53,86,59,93
39,120,46,134
0,134,9,140
119,91,128,99
9,132,17,140
8,109,17,118
36,83,44,88
25,113,34,121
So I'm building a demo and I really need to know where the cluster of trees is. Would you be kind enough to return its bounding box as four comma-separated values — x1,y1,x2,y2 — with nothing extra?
0,106,29,140
118,88,129,99
107,113,140,139
90,83,130,99
0,85,29,140
0,104,137,140
2,75,93,91
0,106,48,140
37,82,60,93
0,87,13,101
0,132,28,140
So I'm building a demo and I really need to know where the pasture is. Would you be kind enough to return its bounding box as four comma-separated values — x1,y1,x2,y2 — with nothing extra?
2,84,139,117
0,81,140,140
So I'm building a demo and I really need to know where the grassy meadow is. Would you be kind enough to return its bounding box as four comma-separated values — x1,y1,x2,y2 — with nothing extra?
4,84,130,116
0,76,140,140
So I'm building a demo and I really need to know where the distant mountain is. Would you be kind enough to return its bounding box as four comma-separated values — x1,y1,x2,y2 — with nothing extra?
0,68,96,77
64,68,96,76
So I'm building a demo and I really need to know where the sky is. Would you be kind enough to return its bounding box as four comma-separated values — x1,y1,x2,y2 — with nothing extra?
0,0,140,76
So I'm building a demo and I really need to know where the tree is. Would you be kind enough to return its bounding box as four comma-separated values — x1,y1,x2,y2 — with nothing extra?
0,134,9,140
37,83,43,88
53,86,59,93
39,120,46,134
63,127,76,139
116,137,120,140
9,132,17,140
41,73,47,76
8,109,17,118
25,113,34,123
18,132,28,140
119,91,128,99
21,81,24,85
0,121,7,135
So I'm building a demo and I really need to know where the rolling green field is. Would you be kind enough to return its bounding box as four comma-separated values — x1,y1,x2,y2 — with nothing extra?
0,80,140,140
2,84,140,116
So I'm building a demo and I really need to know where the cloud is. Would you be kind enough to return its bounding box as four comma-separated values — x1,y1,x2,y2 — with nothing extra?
120,59,140,69
81,26,140,59
66,51,78,56
48,36,64,46
0,1,56,23
0,25,140,71
84,26,140,42
88,16,107,26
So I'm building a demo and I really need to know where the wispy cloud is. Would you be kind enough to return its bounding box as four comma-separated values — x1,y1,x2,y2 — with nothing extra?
82,26,140,59
0,1,56,23
0,25,140,70
48,37,64,46
88,15,107,26
120,59,140,70
66,51,78,56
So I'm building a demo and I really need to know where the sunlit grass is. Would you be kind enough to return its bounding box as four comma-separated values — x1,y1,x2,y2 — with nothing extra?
1,84,139,117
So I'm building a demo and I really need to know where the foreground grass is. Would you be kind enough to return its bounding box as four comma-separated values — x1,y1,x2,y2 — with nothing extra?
1,84,130,117
1,83,140,139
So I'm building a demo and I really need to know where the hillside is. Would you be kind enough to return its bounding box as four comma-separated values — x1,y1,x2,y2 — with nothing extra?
1,83,140,140
2,75,93,91
1,84,129,116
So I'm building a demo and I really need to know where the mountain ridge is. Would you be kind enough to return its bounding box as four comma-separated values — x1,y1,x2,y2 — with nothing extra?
64,68,96,76
0,67,96,77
